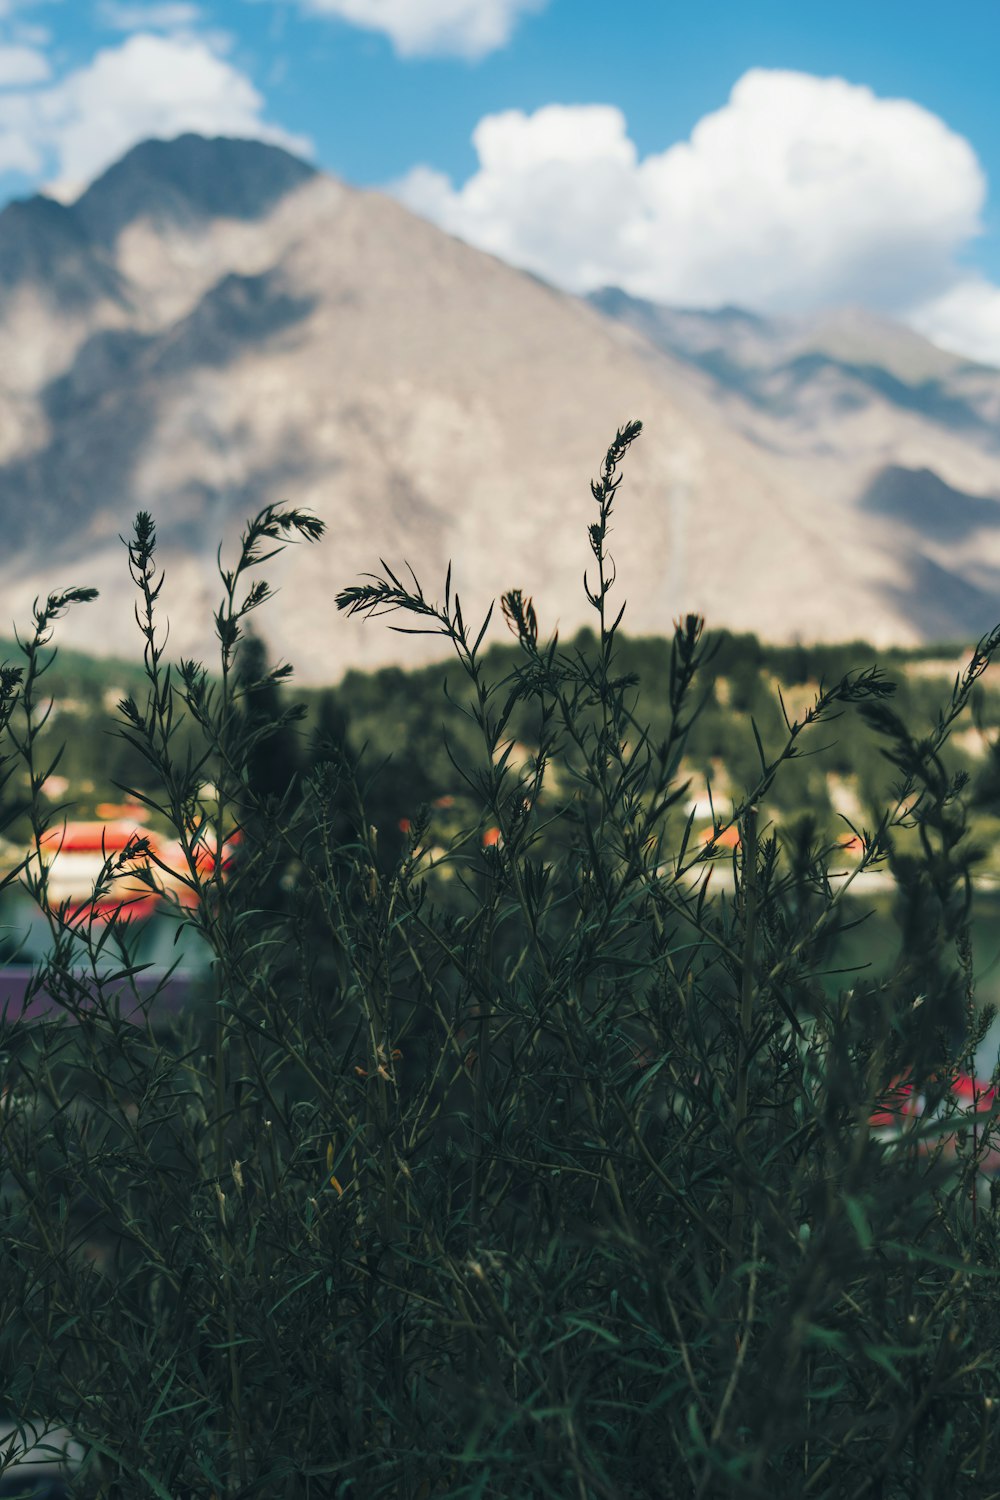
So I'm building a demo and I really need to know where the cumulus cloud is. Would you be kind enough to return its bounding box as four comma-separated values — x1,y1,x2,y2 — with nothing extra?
907,279,1000,367
0,31,312,196
301,0,546,60
0,42,49,85
394,70,987,321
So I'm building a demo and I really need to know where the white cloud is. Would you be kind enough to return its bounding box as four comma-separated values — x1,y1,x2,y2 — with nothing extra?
97,2,203,30
0,42,49,85
394,71,986,319
907,278,1000,367
300,0,546,60
0,31,312,196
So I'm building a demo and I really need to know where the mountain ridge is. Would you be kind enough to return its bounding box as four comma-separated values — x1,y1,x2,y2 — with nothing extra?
0,134,998,683
74,134,319,248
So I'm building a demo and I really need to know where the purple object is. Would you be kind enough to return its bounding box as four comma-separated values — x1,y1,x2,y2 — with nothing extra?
0,967,197,1024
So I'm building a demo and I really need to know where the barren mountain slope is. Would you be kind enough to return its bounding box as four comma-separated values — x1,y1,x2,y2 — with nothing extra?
591,289,1000,641
0,136,997,682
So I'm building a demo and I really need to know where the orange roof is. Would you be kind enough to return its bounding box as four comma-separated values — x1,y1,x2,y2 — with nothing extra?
699,824,741,849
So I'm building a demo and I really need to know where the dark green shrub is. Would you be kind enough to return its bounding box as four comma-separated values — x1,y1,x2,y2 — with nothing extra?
2,429,1000,1498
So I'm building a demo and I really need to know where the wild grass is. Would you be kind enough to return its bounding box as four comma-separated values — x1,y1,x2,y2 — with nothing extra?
2,424,1000,1497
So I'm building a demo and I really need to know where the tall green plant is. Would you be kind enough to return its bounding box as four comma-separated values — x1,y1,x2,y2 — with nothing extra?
1,428,1000,1498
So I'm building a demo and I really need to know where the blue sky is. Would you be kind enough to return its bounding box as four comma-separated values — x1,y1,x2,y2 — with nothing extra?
2,0,1000,361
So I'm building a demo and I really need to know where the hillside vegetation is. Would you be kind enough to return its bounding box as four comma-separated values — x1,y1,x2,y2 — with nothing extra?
9,618,1000,886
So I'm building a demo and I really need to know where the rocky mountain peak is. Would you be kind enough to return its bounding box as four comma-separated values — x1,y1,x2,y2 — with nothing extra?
73,133,318,248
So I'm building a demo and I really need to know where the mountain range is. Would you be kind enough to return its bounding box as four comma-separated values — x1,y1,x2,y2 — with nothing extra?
1,132,1000,684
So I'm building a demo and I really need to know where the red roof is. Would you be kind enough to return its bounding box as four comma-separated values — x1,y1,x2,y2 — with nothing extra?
41,821,141,854
869,1070,998,1135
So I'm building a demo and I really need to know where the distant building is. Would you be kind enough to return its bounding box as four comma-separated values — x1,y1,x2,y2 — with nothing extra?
27,821,241,917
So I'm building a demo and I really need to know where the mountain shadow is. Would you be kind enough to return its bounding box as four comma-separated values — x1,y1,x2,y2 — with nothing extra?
860,466,1000,544
42,269,315,426
3,269,317,551
42,328,151,423
149,270,317,377
776,353,994,435
0,194,126,307
589,288,997,439
885,552,1000,643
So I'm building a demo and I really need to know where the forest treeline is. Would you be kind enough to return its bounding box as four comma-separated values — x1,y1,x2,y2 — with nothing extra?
8,626,999,878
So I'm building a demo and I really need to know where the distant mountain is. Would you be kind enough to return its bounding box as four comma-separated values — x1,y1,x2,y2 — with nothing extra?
589,287,1000,645
589,288,1000,468
1,132,999,684
74,135,317,247
594,287,1000,437
589,291,971,387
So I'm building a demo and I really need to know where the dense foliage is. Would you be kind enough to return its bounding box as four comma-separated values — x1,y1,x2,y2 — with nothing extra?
6,581,1000,878
3,426,1000,1497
